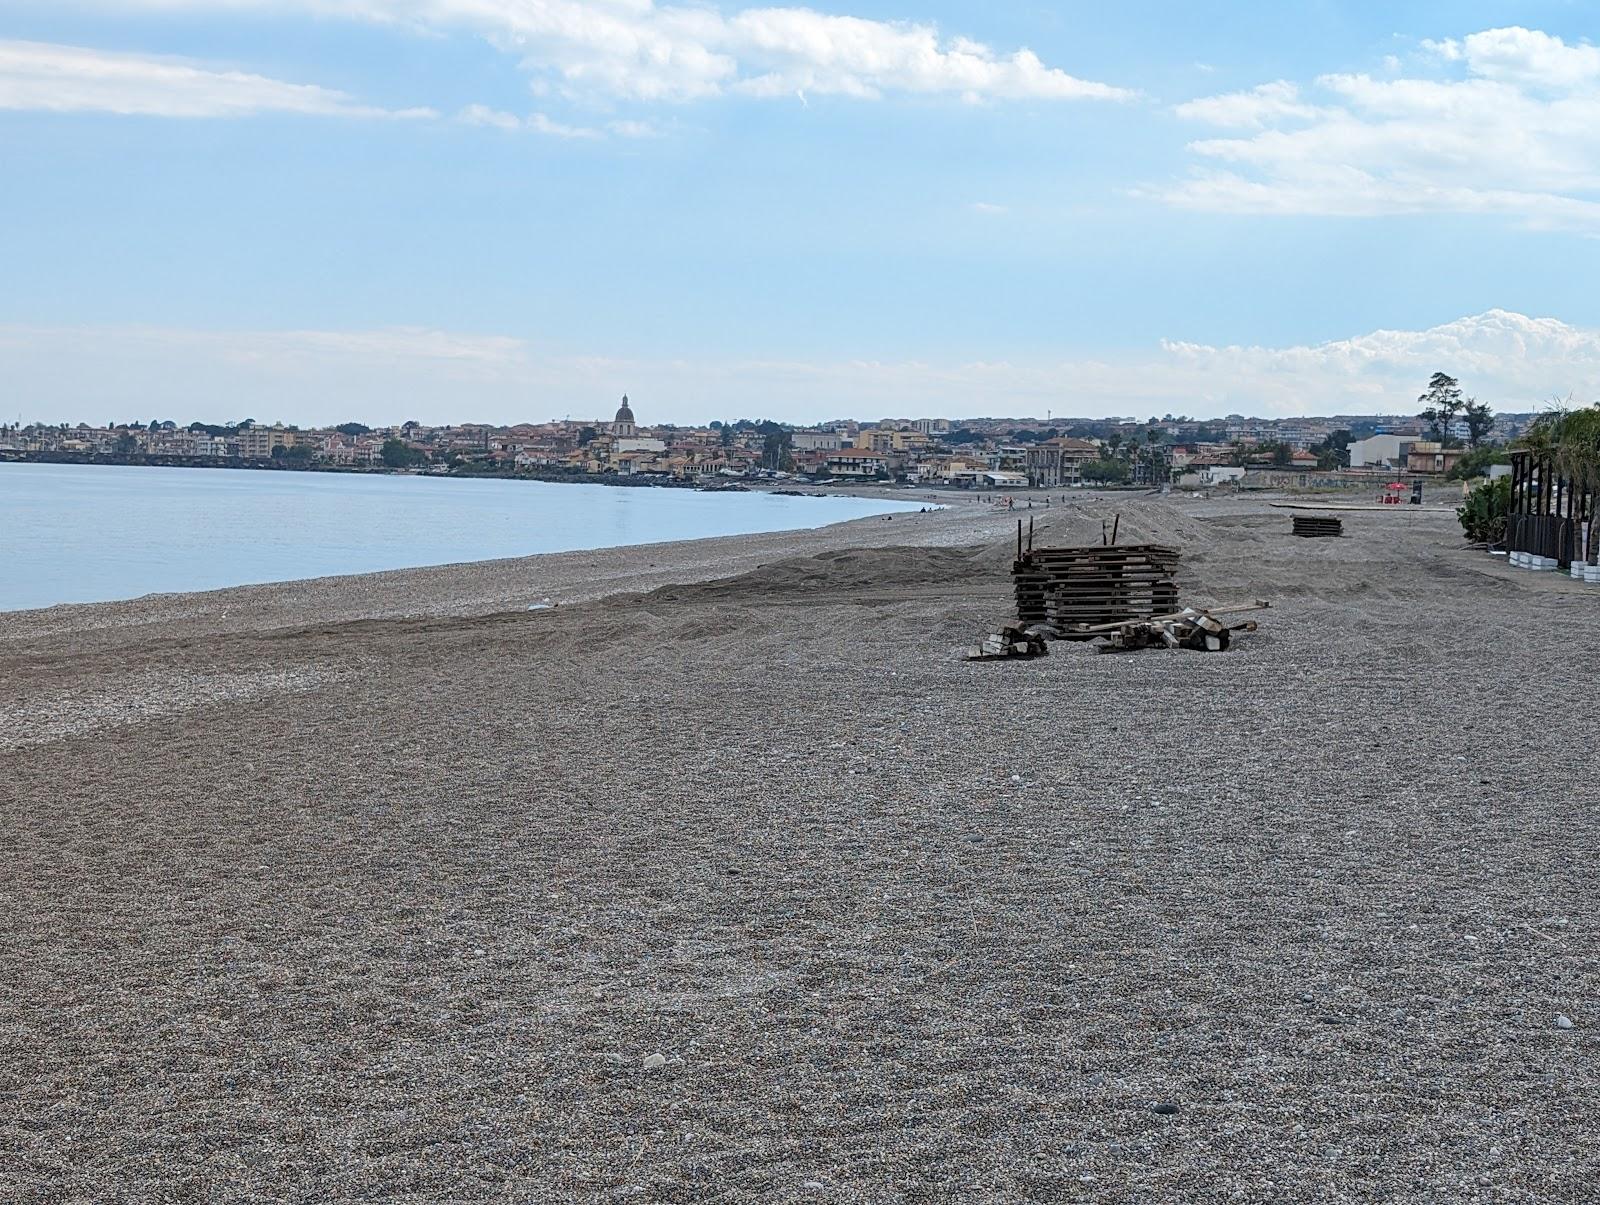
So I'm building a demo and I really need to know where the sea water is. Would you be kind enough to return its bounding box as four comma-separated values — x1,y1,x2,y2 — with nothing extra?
0,463,921,611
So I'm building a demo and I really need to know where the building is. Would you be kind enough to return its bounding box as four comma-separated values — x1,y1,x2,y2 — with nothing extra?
1349,434,1415,469
791,429,842,452
1406,441,1465,475
823,448,891,478
236,425,307,459
612,396,637,439
1024,437,1100,488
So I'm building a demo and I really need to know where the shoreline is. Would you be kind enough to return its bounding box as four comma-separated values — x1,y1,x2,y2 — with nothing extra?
0,465,967,626
0,492,1007,651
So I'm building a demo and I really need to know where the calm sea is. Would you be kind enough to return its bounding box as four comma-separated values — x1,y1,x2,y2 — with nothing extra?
0,463,922,612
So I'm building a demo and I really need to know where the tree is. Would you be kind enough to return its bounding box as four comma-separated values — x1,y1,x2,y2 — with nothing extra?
1463,399,1494,448
270,444,287,460
335,422,372,437
1419,373,1465,446
1445,446,1510,480
758,421,793,471
1541,407,1600,550
380,439,423,469
1312,429,1353,470
719,425,734,447
1081,459,1130,484
577,426,598,447
1272,442,1292,468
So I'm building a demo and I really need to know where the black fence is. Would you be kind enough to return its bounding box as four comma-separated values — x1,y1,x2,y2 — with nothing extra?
1507,451,1593,565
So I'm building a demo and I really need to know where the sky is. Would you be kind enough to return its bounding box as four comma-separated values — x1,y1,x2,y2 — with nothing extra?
5,1,1600,426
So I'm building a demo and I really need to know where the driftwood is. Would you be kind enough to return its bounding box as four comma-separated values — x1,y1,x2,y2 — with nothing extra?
1061,600,1271,636
966,624,1050,662
1092,606,1265,654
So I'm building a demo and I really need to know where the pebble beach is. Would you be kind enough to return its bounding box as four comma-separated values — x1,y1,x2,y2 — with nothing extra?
2,491,1596,1201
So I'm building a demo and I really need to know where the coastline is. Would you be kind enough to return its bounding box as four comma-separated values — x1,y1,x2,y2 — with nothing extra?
0,463,964,623
0,491,1003,651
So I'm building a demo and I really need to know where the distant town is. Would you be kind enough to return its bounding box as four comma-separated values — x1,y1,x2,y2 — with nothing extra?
1,392,1536,491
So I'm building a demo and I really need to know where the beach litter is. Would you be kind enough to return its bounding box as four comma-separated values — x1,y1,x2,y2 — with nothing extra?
966,624,1051,661
1086,603,1268,654
979,526,1272,658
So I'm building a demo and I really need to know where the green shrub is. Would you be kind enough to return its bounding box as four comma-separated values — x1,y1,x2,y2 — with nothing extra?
1445,446,1509,480
1457,476,1511,544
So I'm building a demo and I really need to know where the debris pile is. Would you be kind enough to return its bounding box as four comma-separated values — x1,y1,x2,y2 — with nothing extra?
1013,543,1181,636
1091,606,1266,653
1292,515,1344,538
966,625,1050,662
968,525,1269,663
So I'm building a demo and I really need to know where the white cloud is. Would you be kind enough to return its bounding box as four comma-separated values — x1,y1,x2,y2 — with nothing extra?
4,310,1596,425
1157,310,1600,412
457,104,658,138
458,102,522,130
0,38,431,119
1172,80,1323,129
1164,26,1600,231
970,201,1008,215
95,1,1134,104
1429,27,1600,90
526,111,602,138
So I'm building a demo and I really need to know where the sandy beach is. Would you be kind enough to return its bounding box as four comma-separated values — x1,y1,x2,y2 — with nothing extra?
2,491,1596,1201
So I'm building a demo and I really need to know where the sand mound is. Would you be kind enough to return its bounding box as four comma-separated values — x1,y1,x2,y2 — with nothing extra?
638,544,995,606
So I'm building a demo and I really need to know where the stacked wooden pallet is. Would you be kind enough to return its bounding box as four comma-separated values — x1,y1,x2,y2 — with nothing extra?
1292,515,1343,538
1013,544,1181,638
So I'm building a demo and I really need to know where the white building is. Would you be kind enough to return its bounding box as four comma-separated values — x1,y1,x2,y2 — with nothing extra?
1348,434,1415,469
792,430,843,451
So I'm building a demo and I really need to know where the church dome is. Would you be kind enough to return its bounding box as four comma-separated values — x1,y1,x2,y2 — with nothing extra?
615,395,635,425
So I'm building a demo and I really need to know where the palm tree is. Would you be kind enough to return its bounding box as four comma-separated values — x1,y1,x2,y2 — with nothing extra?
1552,408,1600,562
1519,401,1600,562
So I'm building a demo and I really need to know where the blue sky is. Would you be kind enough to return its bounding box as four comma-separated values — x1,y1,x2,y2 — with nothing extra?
5,1,1600,425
